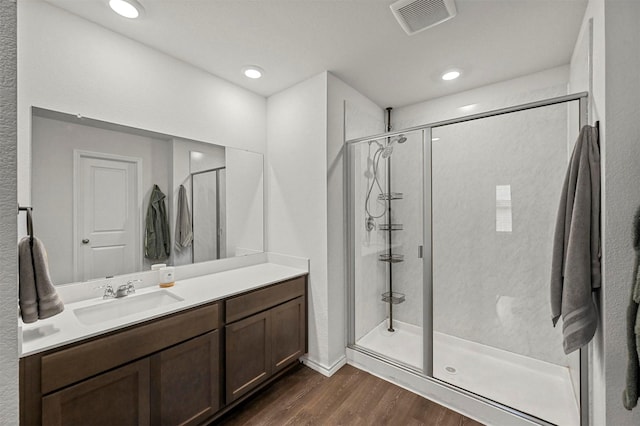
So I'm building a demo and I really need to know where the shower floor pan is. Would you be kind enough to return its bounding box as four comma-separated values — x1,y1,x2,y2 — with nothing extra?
356,320,579,426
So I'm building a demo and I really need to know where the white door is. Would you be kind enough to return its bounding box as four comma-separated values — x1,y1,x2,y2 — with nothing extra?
75,152,141,282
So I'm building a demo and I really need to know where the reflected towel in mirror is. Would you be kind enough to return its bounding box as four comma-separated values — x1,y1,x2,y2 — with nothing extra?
175,184,193,250
145,184,171,260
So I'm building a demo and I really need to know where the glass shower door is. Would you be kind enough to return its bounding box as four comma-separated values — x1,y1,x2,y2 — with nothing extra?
349,129,425,371
430,101,581,426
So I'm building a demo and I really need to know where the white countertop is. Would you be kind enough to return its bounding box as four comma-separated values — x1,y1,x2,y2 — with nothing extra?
20,262,307,357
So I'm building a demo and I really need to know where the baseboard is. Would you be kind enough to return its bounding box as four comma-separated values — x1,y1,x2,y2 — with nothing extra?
300,355,347,377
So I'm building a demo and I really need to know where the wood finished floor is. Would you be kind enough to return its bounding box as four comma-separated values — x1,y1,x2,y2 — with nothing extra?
215,364,484,426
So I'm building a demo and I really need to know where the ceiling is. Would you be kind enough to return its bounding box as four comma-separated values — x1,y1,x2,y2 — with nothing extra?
44,0,588,108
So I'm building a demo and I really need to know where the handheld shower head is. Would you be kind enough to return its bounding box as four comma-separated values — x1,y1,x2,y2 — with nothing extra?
381,134,406,158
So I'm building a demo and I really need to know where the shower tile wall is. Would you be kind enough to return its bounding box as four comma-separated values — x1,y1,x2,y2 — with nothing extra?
387,132,423,327
353,141,388,340
432,103,569,366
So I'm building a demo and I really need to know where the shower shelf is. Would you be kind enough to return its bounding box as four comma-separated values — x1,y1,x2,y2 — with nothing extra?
378,223,403,231
377,192,403,201
381,291,405,304
378,253,404,263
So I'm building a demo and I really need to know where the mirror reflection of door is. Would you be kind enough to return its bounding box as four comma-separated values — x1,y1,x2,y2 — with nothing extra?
191,168,226,263
74,151,141,282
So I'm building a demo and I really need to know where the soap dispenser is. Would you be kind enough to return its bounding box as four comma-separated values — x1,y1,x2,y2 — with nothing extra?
159,266,175,288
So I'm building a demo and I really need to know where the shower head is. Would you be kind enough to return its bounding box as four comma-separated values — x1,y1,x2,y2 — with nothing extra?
394,135,407,144
381,134,407,158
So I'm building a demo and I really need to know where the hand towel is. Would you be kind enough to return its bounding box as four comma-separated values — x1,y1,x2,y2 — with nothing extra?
175,184,193,250
623,206,640,410
18,236,64,323
550,124,600,354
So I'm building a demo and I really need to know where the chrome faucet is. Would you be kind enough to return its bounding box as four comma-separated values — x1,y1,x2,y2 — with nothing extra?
102,284,116,299
115,279,141,298
101,279,141,299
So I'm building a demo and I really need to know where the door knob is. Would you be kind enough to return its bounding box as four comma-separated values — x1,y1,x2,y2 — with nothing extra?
82,239,90,244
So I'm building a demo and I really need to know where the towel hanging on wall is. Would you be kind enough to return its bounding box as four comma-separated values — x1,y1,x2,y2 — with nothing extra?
18,209,65,323
175,184,193,250
550,124,600,354
623,206,640,410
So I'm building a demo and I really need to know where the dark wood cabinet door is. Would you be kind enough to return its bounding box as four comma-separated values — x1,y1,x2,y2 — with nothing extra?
271,296,305,373
225,311,271,404
41,358,150,426
151,330,220,426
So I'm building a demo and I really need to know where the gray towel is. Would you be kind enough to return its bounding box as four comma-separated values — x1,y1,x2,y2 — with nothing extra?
550,124,600,354
623,206,640,410
145,184,171,260
175,185,193,250
18,236,64,323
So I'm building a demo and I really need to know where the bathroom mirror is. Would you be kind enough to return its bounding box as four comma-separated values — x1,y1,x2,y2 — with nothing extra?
30,107,264,285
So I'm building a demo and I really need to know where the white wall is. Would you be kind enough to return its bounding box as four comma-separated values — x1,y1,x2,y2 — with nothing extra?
394,65,570,129
267,71,383,373
226,149,264,257
267,73,329,368
0,0,18,424
327,73,384,364
17,0,267,206
600,1,640,424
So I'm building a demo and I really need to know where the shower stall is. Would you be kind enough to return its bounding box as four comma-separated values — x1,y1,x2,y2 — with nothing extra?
346,93,589,426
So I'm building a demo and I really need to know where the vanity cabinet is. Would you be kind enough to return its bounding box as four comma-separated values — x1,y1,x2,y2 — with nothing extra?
225,276,306,403
151,331,220,426
21,302,221,426
42,358,151,426
20,274,308,426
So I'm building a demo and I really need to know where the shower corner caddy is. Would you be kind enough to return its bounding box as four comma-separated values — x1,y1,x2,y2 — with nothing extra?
381,291,405,305
378,191,405,306
378,253,404,263
377,192,403,201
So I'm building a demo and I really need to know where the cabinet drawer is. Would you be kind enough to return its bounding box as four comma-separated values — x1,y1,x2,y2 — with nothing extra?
41,302,219,394
225,276,305,323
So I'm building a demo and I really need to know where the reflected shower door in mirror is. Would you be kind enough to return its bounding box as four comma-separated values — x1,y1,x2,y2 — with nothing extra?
31,107,264,285
191,167,226,263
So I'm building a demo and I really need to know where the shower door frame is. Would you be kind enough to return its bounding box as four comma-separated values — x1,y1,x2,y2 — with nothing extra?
190,166,226,262
346,91,591,426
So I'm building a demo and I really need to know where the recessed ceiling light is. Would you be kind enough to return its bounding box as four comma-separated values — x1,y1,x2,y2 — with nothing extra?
441,70,461,81
109,0,144,18
432,137,441,141
242,66,264,79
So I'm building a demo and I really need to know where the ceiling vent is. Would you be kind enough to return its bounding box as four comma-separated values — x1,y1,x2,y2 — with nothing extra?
390,0,457,35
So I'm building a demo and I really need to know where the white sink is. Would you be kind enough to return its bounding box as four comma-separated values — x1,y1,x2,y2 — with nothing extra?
74,290,184,326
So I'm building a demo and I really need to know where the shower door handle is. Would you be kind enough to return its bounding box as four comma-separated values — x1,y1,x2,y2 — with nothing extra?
418,245,423,259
